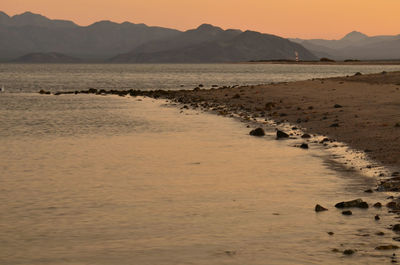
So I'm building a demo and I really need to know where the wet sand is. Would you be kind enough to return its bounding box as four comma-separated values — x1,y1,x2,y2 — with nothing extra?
160,71,400,171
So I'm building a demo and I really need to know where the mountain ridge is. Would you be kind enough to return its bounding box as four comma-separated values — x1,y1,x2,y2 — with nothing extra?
291,31,400,60
0,11,318,62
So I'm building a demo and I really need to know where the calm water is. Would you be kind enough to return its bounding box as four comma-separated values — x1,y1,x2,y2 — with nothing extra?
1,63,400,92
1,64,400,264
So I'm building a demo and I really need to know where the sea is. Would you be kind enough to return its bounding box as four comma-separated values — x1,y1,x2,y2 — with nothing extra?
1,63,400,265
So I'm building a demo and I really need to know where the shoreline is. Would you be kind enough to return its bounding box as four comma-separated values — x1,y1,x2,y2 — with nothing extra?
41,70,400,184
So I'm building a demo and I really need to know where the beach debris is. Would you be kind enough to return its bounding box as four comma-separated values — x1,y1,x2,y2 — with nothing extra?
375,245,399,250
301,133,311,139
276,130,289,139
335,199,368,209
342,210,353,215
249,128,265,137
300,143,309,149
334,104,343,108
375,215,380,220
315,204,328,212
343,249,355,255
373,202,382,208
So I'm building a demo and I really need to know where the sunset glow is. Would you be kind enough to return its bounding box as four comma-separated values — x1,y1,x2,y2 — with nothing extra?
2,0,400,38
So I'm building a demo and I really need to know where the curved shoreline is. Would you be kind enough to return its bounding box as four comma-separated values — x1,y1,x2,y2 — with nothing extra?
42,70,400,181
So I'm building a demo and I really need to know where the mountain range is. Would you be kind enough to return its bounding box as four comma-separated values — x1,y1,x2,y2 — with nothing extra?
291,31,400,60
0,11,399,62
0,11,316,62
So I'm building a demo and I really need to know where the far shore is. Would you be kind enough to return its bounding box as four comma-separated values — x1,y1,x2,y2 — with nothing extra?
241,60,400,65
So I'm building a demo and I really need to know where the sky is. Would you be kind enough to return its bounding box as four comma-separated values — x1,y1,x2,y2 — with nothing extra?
2,0,400,39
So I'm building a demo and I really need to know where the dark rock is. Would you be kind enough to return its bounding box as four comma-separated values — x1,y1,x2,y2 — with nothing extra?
334,104,343,108
343,249,355,255
249,128,265,137
364,189,373,193
373,202,382,208
393,224,400,232
393,172,400,176
375,245,399,250
308,106,314,110
354,72,363,76
315,204,328,212
198,84,204,87
327,232,334,235
342,210,352,215
375,215,380,220
387,201,400,210
232,94,240,99
301,133,311,139
393,237,400,241
376,232,385,236
300,143,309,149
193,87,200,91
335,199,368,209
276,130,289,139
330,123,340,127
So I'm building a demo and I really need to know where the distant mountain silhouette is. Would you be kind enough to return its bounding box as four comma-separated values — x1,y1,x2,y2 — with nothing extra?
111,24,317,62
0,11,180,61
0,11,317,62
13,52,81,63
291,31,400,60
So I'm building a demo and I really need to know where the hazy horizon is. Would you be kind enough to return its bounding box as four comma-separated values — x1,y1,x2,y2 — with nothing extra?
2,0,400,39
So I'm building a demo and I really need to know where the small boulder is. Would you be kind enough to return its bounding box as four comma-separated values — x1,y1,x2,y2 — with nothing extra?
249,128,265,137
300,143,309,149
375,215,380,220
342,210,352,215
335,199,368,209
330,123,340,128
392,224,400,232
373,202,382,208
301,133,311,139
276,130,289,139
343,249,355,255
315,204,328,212
334,104,343,108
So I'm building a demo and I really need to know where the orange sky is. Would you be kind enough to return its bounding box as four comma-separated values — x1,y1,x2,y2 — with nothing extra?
2,0,400,39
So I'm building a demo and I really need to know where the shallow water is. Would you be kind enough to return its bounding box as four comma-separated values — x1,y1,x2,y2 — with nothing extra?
1,63,400,93
0,94,398,264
